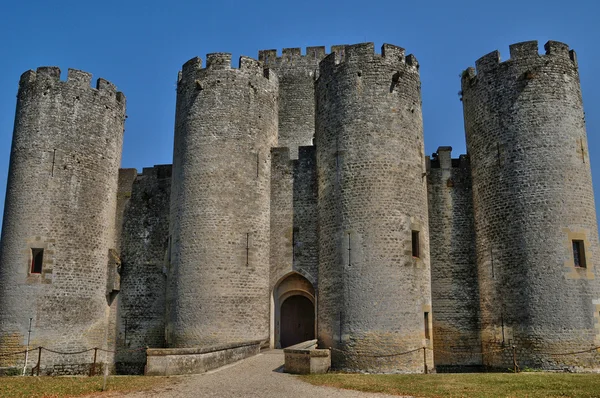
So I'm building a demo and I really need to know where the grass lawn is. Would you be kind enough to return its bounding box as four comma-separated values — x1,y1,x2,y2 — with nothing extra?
299,372,600,398
0,375,176,398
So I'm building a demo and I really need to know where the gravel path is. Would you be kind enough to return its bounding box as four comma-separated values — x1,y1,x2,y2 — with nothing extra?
109,349,408,397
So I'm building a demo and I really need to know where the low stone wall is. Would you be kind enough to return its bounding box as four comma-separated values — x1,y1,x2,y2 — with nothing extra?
283,340,330,374
145,341,261,376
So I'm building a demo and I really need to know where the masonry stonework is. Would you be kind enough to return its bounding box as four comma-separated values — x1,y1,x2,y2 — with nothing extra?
0,67,125,374
115,165,171,374
462,40,600,369
269,145,319,291
315,43,433,372
168,54,278,347
427,147,481,369
259,48,327,158
1,40,599,375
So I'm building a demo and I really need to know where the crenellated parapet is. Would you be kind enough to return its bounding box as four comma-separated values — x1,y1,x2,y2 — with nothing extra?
140,164,173,180
257,46,332,158
462,40,578,85
426,147,469,170
258,46,327,69
18,67,125,113
318,42,419,79
177,54,276,86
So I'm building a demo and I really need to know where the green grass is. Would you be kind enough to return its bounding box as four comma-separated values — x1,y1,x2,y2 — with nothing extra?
299,372,600,398
0,375,176,398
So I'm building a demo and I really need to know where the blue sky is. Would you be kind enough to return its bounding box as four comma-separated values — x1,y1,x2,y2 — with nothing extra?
0,0,599,227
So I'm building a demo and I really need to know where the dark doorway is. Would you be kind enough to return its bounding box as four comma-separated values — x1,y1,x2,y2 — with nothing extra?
280,295,315,348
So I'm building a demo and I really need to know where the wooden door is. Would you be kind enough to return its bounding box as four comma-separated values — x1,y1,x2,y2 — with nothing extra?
280,295,315,348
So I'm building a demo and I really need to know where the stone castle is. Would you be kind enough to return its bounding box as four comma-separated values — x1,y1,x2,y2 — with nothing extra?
1,40,599,375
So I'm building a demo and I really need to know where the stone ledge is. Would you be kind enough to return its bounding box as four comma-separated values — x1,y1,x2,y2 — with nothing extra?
145,341,261,376
284,348,331,358
284,339,318,350
147,340,260,356
283,340,331,374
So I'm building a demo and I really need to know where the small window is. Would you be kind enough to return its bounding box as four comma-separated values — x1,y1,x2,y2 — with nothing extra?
31,249,44,274
167,235,172,262
424,312,431,340
412,231,420,258
573,240,586,268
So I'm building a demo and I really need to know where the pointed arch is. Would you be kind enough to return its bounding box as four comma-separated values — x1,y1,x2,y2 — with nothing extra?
270,271,316,348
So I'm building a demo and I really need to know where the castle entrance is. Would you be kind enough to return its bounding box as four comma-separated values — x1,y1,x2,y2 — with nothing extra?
280,295,315,347
271,272,316,348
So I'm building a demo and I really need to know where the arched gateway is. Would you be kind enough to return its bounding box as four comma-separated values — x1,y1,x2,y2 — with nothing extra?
271,272,316,348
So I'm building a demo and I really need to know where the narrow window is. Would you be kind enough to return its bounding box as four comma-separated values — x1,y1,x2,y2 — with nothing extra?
167,235,172,262
31,248,44,274
573,240,586,268
424,312,430,340
412,231,420,258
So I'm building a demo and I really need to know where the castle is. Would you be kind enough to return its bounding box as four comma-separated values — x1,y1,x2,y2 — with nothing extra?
1,40,599,375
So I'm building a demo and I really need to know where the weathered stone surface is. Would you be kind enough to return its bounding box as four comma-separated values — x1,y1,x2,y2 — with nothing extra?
0,68,125,374
283,339,330,374
145,341,260,376
259,47,327,158
115,165,171,374
427,148,481,369
316,43,433,373
1,40,599,376
462,40,600,370
168,55,278,347
270,146,318,296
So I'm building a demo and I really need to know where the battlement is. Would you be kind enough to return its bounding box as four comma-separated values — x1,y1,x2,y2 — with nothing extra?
258,43,417,72
318,42,419,77
206,53,232,69
18,67,126,104
178,54,274,84
466,40,577,78
140,164,173,179
258,46,328,67
427,146,468,169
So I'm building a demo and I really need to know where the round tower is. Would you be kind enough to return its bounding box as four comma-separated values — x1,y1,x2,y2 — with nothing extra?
0,67,125,373
315,43,432,373
168,54,278,347
462,41,600,369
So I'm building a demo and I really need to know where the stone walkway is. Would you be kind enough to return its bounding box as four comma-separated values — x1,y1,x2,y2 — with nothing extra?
108,350,408,397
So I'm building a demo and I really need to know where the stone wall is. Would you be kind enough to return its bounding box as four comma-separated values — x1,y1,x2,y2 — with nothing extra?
427,147,481,369
293,146,319,286
269,144,319,348
270,146,319,290
106,168,138,373
462,41,600,369
259,47,329,158
168,54,278,347
316,43,433,373
0,67,125,374
270,147,294,291
145,341,260,376
115,165,171,374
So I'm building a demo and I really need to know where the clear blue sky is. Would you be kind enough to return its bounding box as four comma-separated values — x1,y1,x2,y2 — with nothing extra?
0,0,599,227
